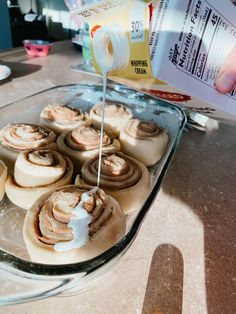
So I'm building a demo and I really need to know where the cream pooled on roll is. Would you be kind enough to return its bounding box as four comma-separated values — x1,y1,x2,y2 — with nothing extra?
0,123,57,173
5,149,73,210
57,124,120,173
119,119,169,166
76,152,152,214
23,186,126,264
0,160,7,202
40,103,91,134
90,101,133,138
54,189,94,252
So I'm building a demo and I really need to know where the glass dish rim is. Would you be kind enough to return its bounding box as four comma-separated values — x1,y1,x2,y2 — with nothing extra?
0,83,187,277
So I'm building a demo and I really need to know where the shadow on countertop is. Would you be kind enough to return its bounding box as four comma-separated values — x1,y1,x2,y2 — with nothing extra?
151,124,236,314
0,61,41,85
142,244,183,314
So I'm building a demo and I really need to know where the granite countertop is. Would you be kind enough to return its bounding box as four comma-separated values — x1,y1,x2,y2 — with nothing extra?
0,41,236,314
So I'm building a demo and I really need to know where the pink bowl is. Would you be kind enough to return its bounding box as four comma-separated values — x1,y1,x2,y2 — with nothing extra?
23,40,53,57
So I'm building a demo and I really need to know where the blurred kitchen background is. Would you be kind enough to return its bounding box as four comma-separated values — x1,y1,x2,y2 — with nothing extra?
1,0,235,50
0,0,87,49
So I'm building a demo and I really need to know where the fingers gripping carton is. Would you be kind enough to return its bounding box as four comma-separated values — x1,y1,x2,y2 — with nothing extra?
76,0,236,122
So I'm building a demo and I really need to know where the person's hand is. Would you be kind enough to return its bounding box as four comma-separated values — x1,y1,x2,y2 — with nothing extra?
215,45,236,94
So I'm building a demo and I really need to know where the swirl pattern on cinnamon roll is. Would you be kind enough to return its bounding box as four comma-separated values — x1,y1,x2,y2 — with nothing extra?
57,124,120,173
23,186,126,264
90,101,133,138
0,160,7,203
119,119,169,166
76,152,151,214
0,123,57,173
40,103,91,135
5,149,73,210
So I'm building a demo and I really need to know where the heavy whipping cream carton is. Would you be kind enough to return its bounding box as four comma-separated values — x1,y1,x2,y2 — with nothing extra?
76,0,236,121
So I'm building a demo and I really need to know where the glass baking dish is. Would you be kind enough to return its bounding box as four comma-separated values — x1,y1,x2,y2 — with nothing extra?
0,83,186,305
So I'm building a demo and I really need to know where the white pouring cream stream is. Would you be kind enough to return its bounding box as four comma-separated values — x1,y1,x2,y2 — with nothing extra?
54,26,129,251
93,25,130,187
97,73,107,187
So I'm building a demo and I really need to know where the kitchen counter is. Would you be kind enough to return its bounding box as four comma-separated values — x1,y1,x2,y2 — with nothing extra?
0,41,236,314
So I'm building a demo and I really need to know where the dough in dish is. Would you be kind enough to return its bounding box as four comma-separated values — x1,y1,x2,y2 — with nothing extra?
23,185,126,264
90,101,133,138
5,149,73,210
40,103,91,135
76,152,152,214
119,119,169,166
0,123,57,173
0,160,7,203
57,124,120,173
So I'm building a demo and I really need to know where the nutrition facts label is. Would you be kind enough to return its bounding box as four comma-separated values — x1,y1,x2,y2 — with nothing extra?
176,0,236,98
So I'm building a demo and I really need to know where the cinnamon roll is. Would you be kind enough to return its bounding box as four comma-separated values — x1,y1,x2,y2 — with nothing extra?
57,124,120,173
0,160,7,203
76,153,151,214
5,149,73,210
0,123,57,173
23,185,126,264
40,103,91,135
119,119,169,166
90,101,133,138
